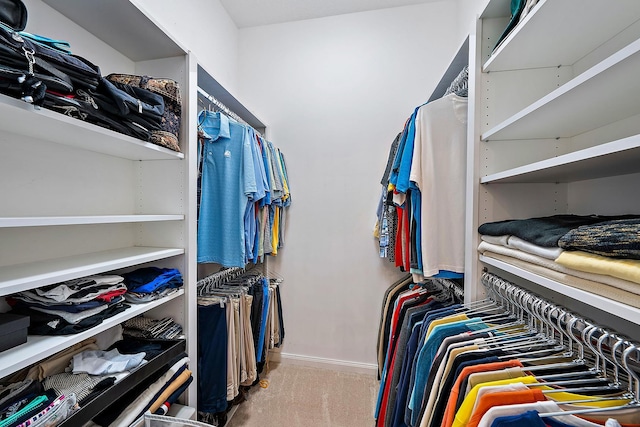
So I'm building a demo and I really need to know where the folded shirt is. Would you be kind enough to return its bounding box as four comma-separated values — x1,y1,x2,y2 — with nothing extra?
558,218,640,260
555,251,640,285
16,283,127,306
7,297,107,313
480,235,563,260
123,268,183,294
72,348,146,375
478,242,640,295
42,372,110,403
124,288,178,304
478,214,640,247
10,303,129,336
34,276,124,302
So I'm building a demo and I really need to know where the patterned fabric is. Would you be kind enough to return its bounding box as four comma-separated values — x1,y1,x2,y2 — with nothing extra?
42,373,103,402
0,380,36,412
558,219,640,260
106,74,182,152
123,316,183,339
478,214,640,247
388,204,397,264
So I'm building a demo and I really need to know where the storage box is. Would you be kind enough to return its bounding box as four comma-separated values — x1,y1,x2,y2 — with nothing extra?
0,313,29,352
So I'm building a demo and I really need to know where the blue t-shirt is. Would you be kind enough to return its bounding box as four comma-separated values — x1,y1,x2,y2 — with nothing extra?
259,136,273,207
389,125,409,188
198,111,257,267
395,111,418,194
491,411,546,427
409,319,488,425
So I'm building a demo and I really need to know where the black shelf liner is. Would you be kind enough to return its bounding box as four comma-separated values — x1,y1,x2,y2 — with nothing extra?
59,339,186,426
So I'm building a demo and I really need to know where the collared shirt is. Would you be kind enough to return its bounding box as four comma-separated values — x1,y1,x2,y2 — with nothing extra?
198,111,257,267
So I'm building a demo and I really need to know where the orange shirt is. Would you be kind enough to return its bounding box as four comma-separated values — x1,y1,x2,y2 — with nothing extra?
467,389,546,427
440,360,524,427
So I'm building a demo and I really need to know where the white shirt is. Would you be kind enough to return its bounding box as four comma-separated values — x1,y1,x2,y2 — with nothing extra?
409,93,468,276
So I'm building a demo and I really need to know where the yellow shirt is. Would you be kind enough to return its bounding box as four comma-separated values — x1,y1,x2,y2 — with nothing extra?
426,313,469,339
453,375,630,427
452,375,540,427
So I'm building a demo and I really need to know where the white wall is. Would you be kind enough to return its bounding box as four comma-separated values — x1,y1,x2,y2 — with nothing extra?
23,0,134,74
237,1,466,366
456,0,490,41
135,0,240,94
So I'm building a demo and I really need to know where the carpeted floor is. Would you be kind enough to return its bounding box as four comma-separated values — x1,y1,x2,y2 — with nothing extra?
225,362,378,427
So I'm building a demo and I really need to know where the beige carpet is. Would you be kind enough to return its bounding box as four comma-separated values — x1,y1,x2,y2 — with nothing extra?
225,362,378,427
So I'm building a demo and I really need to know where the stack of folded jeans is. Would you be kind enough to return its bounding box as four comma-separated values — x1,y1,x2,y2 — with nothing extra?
8,275,129,336
122,268,183,304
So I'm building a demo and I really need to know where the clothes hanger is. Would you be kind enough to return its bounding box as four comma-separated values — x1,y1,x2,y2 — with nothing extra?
536,344,640,418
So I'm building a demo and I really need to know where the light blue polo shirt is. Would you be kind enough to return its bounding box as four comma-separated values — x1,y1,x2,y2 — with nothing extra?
197,111,257,267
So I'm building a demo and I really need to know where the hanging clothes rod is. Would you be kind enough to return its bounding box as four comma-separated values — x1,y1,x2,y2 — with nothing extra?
197,86,256,132
482,272,640,382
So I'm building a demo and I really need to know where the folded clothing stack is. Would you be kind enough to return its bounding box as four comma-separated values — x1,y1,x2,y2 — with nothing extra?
8,275,129,336
478,214,640,306
122,267,183,305
0,337,164,427
122,316,183,340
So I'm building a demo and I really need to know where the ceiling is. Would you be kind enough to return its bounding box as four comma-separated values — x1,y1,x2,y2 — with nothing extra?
219,0,450,28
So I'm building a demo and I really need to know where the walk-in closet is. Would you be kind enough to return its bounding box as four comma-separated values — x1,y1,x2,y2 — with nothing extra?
0,0,639,426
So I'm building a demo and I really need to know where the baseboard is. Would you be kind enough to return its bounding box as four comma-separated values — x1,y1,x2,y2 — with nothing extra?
268,350,378,375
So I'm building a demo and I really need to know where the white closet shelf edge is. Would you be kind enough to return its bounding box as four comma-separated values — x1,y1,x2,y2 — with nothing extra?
0,289,184,380
0,247,185,297
0,96,184,161
481,37,640,141
0,215,185,228
480,255,640,325
480,134,640,183
483,0,640,72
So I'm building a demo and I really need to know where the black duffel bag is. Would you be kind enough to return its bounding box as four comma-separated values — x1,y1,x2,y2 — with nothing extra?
41,90,152,141
0,0,27,32
0,23,100,93
40,76,165,142
89,77,164,133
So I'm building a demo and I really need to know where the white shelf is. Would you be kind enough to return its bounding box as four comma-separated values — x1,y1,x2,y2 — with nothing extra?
480,255,640,325
481,134,640,183
483,0,640,72
0,289,184,379
0,215,184,228
482,38,640,141
41,0,187,61
0,247,184,297
0,95,184,161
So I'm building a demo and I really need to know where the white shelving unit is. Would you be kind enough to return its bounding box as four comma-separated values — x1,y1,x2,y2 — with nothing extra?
0,247,184,297
479,256,640,324
0,289,184,380
0,0,197,412
483,0,640,72
481,135,640,184
0,96,184,161
0,215,184,228
466,0,640,332
482,37,640,141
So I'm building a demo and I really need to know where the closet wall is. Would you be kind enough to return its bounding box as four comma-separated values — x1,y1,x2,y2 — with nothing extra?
236,1,471,368
136,0,240,95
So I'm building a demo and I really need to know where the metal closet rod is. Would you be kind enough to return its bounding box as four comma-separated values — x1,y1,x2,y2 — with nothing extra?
197,86,253,130
481,272,640,379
